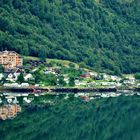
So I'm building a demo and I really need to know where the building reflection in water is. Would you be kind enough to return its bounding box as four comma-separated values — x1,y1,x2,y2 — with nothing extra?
0,104,21,120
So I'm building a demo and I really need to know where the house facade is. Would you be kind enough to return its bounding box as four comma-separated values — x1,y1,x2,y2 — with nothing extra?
0,51,23,69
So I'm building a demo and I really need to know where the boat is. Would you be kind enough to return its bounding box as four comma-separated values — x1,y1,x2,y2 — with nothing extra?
32,88,42,93
80,96,90,102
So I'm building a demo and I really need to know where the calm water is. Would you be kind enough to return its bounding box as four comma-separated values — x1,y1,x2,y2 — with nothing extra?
0,92,140,140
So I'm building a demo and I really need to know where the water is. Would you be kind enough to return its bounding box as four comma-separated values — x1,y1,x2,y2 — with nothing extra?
0,92,140,140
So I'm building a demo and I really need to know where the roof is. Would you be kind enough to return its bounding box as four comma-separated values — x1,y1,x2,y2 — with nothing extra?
0,50,21,56
4,68,24,74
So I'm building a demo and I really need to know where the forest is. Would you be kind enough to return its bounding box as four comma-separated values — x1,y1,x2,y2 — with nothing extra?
0,0,140,74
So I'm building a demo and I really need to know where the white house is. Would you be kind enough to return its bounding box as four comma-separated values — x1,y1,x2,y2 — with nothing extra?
99,82,116,86
110,75,121,82
24,74,34,81
75,80,87,86
3,83,29,87
3,83,19,87
64,77,69,84
0,73,4,80
13,72,21,80
137,83,140,87
87,82,96,87
88,71,98,77
123,75,136,86
124,75,135,81
45,70,56,75
102,73,110,81
6,73,15,82
21,83,29,87
123,80,135,86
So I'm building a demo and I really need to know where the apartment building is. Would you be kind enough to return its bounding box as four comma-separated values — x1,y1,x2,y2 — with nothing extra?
0,51,23,69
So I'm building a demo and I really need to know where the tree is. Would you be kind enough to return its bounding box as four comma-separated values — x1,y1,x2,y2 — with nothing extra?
79,62,86,68
135,73,140,80
38,47,47,60
69,76,75,87
33,70,42,83
0,65,4,73
20,46,29,56
17,73,24,84
58,75,66,86
69,63,75,68
0,77,6,84
46,74,57,86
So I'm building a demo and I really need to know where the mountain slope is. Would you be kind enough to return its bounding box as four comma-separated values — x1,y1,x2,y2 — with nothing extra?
0,0,140,74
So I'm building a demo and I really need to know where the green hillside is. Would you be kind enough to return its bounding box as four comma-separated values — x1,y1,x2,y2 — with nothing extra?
0,0,140,74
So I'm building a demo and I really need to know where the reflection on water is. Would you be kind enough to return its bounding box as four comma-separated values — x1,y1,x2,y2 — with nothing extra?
0,104,21,120
0,91,140,121
0,93,22,120
0,91,140,140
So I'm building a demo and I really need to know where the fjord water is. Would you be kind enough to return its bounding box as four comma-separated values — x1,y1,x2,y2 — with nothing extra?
0,92,140,140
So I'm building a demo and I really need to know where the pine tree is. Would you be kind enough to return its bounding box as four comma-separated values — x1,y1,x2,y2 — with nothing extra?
17,72,24,84
0,65,4,73
69,76,75,87
58,75,66,86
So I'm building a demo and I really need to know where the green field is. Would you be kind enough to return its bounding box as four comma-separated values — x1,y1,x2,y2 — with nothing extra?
24,56,79,68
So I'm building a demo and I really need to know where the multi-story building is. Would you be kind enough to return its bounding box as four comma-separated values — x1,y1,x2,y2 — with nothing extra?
0,50,23,69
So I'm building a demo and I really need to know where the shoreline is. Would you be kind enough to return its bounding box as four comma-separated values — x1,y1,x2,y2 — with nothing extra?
0,86,140,93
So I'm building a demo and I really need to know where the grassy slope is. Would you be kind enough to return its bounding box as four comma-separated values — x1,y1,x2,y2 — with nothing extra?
24,56,80,68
